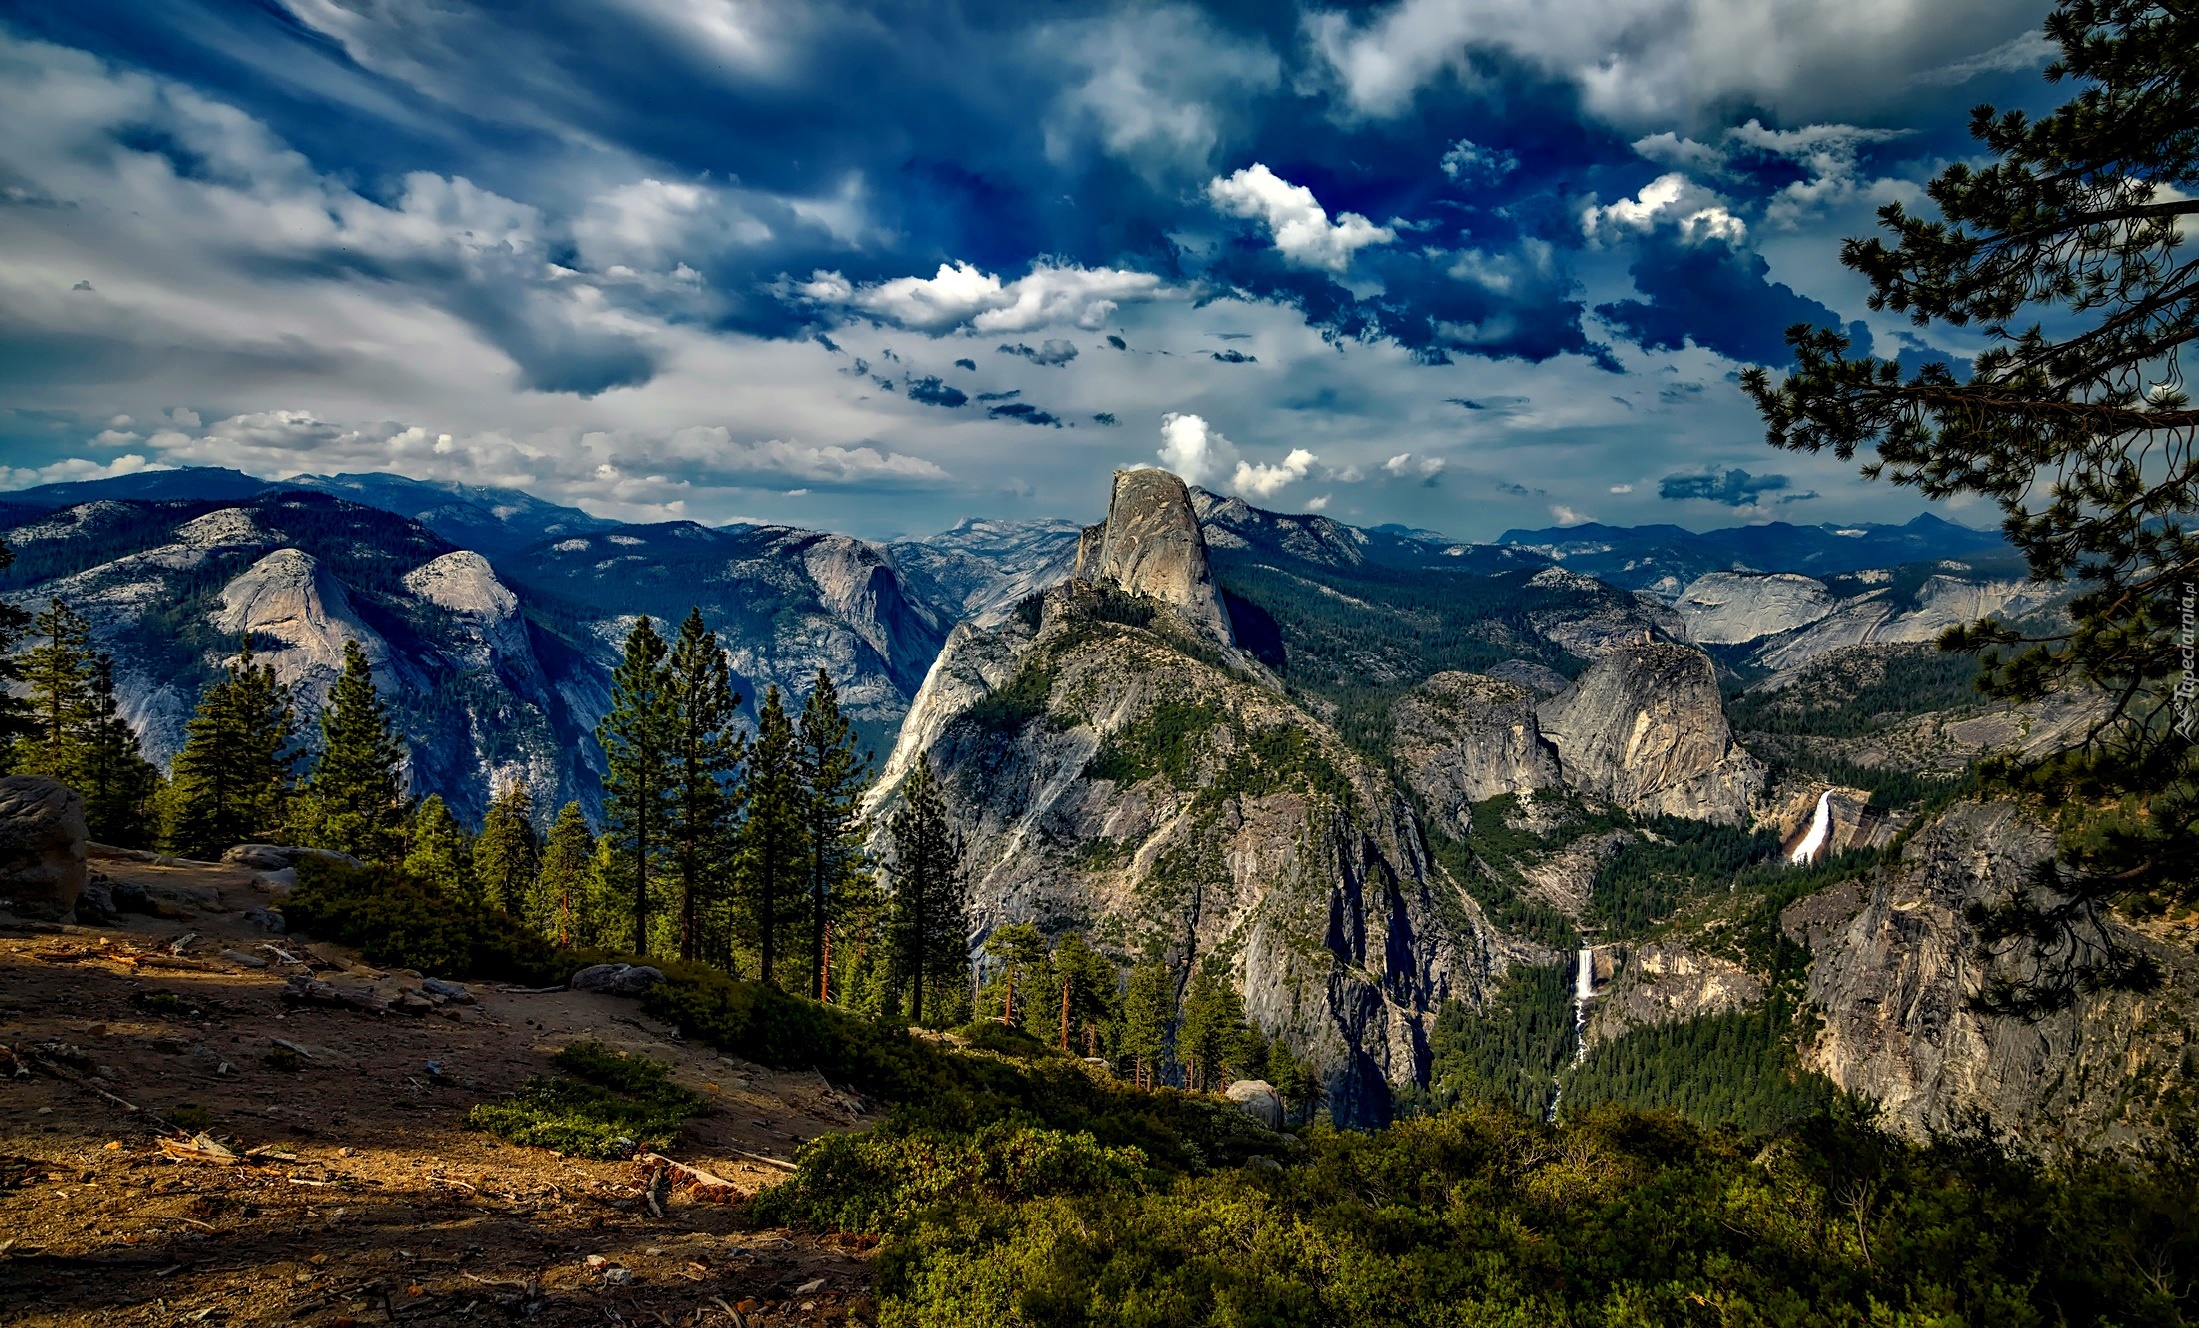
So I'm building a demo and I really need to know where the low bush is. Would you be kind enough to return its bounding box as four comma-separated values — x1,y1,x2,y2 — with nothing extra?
854,1102,2199,1327
750,1122,1149,1234
466,1041,705,1158
282,856,581,984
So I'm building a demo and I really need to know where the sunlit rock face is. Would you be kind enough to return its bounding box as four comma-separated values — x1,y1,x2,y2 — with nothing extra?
1073,468,1235,645
1388,671,1563,833
1536,641,1766,824
1787,801,2199,1151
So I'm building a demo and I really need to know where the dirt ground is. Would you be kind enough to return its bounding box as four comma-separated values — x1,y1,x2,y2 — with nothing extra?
0,854,879,1326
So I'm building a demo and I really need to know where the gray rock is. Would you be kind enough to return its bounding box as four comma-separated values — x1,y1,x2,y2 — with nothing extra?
242,907,286,932
421,977,476,1004
1073,468,1235,644
224,844,364,872
76,873,118,924
1675,571,1836,645
1537,641,1766,824
1791,800,2199,1150
0,776,89,921
570,963,665,996
254,868,299,896
1224,1079,1284,1130
1389,672,1562,829
223,844,293,871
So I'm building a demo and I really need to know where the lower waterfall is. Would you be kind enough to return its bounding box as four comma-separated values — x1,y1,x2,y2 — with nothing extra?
1549,945,1596,1120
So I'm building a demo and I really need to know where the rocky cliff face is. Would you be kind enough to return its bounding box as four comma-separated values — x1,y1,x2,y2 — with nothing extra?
1536,642,1766,823
1074,469,1234,645
888,518,1083,626
1388,672,1562,834
1586,942,1763,1046
872,478,1524,1122
1786,801,2199,1149
1674,572,1836,644
0,493,598,827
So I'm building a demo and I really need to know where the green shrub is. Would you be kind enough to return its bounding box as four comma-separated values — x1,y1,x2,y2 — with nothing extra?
953,1020,1065,1059
281,855,578,984
751,1122,1149,1234
857,1102,2199,1327
466,1041,705,1158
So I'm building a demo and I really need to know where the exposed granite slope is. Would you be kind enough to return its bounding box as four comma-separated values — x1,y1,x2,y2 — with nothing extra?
1074,469,1234,645
1536,641,1766,823
1787,801,2199,1149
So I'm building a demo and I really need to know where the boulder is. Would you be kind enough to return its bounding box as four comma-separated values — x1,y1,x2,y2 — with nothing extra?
223,844,363,872
0,776,90,921
570,963,666,996
1224,1078,1284,1130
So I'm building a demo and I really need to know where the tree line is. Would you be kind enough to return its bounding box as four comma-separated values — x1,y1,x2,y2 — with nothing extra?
0,564,1323,1100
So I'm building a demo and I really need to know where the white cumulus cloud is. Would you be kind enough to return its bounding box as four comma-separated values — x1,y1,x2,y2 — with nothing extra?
1206,164,1395,273
1155,412,1315,499
1582,173,1745,245
800,261,1172,333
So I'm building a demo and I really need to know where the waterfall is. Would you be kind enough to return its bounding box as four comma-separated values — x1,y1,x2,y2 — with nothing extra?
1551,945,1596,1120
1790,789,1834,865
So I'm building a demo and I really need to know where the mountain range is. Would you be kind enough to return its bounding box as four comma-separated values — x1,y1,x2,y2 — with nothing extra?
7,462,2188,1142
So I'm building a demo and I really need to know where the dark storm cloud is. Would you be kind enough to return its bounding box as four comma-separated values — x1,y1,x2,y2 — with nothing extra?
1596,233,1872,367
1658,467,1811,507
998,339,1078,366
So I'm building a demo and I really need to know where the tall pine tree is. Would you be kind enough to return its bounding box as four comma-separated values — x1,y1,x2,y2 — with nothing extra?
1120,955,1176,1090
167,638,298,859
0,537,34,756
598,616,675,956
885,754,967,1025
533,800,596,946
404,794,474,899
666,609,744,965
797,668,870,1001
17,598,92,780
77,656,160,847
477,779,542,917
742,685,805,986
296,640,409,863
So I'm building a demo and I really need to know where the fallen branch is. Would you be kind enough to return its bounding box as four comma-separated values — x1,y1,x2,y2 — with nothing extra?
159,1134,240,1166
28,1054,163,1123
718,1146,797,1173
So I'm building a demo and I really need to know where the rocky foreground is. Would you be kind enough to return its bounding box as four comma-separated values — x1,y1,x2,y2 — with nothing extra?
0,840,874,1327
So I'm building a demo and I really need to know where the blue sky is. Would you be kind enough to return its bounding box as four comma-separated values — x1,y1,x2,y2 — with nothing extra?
0,0,2060,540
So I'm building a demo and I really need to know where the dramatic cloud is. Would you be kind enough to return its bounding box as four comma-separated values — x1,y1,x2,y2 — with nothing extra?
1658,466,1810,507
1155,412,1315,498
999,339,1080,366
1207,164,1396,273
1583,174,1746,246
0,6,2043,537
799,262,1172,332
1307,0,2051,126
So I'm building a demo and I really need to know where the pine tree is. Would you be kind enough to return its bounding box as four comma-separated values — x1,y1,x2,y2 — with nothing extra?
0,538,32,756
797,669,871,1002
477,779,542,917
741,686,806,986
1053,932,1118,1055
76,655,160,847
598,616,675,956
296,639,409,863
1741,0,2199,1011
666,609,744,965
1177,957,1252,1092
533,800,596,946
166,638,298,859
981,921,1052,1029
885,754,968,1026
1120,955,1176,1090
16,598,93,780
404,794,474,899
